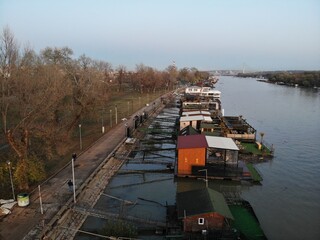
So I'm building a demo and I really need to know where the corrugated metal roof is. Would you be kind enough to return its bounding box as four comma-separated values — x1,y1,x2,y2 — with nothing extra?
177,188,234,220
177,135,208,149
205,136,239,150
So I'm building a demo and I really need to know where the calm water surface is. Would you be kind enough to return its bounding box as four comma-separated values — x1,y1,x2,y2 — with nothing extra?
78,76,320,240
218,76,320,240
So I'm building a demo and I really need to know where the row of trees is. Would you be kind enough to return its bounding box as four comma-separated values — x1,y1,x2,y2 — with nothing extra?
0,27,207,191
238,71,320,88
265,72,320,87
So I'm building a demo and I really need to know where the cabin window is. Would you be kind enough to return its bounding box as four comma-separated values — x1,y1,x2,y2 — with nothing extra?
198,218,205,225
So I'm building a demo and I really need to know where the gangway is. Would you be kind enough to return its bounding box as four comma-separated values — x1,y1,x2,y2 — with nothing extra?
73,206,167,227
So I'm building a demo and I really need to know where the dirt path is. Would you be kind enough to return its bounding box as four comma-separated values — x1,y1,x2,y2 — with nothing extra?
0,95,170,240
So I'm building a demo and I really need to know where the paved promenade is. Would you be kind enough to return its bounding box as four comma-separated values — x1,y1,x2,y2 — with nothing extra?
0,97,167,240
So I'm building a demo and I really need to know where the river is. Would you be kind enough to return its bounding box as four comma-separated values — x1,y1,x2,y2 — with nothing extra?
77,76,320,240
218,76,320,240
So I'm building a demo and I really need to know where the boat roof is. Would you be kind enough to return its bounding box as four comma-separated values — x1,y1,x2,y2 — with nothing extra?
182,110,211,116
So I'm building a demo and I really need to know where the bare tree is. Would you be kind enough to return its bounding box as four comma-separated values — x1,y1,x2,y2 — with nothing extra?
4,46,68,189
41,46,73,65
165,64,178,90
93,60,114,92
0,26,19,134
116,65,127,92
0,28,188,190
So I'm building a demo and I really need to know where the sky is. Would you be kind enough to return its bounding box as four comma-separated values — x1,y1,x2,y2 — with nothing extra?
0,0,320,71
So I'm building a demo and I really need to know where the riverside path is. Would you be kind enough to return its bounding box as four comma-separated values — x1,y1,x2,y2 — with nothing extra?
0,94,171,240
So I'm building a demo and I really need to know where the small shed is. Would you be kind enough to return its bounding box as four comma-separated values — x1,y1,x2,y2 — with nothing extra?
205,136,239,165
177,188,234,232
179,115,212,131
177,135,208,176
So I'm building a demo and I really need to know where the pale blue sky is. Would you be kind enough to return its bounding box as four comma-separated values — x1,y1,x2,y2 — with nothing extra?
1,0,319,71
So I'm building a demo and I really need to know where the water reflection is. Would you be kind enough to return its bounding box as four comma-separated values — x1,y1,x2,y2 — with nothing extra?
76,107,180,239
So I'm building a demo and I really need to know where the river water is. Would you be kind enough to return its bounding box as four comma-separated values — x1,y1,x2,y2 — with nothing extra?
77,76,320,240
218,76,320,240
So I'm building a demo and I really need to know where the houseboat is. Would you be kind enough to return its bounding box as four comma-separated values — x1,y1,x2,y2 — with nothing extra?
185,86,221,100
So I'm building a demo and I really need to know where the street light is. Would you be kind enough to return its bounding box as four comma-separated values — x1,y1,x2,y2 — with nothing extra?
6,161,15,200
198,169,208,188
38,185,43,214
110,109,112,127
127,101,130,116
79,124,82,150
131,99,133,114
71,157,76,203
115,105,118,125
101,108,105,133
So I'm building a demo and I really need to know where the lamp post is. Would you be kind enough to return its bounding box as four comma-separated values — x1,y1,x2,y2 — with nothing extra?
38,185,43,214
101,108,105,133
79,124,82,150
260,132,265,146
198,169,208,188
6,161,15,200
110,109,112,127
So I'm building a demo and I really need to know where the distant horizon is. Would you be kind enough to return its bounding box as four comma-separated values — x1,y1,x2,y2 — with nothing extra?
1,0,319,71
